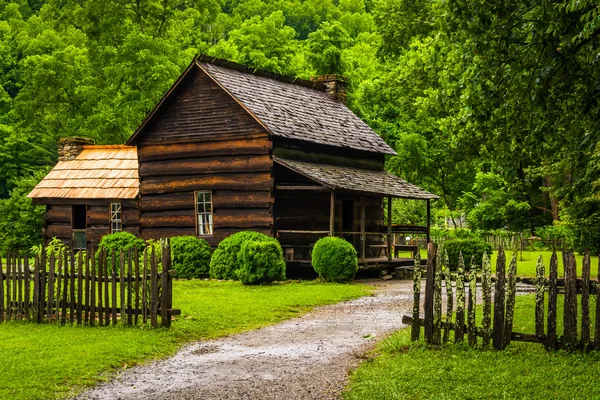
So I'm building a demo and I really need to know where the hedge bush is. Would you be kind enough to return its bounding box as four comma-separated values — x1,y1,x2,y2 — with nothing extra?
311,236,358,283
236,240,286,285
443,238,492,271
209,231,272,280
98,232,146,273
171,236,212,279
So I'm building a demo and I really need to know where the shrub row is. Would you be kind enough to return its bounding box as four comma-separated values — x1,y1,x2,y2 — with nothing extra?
442,238,493,271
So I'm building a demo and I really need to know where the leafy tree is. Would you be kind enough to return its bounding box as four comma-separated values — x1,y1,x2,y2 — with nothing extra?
306,21,351,75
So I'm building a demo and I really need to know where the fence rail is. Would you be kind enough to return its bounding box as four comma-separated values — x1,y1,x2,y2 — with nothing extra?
0,242,179,328
405,244,600,351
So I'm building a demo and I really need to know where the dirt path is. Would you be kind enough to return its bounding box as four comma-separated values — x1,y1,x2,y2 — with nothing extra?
79,280,414,400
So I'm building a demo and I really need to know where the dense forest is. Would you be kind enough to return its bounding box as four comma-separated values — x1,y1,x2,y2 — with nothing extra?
0,0,599,251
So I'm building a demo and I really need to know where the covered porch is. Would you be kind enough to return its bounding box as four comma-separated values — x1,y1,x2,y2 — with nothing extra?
273,157,439,268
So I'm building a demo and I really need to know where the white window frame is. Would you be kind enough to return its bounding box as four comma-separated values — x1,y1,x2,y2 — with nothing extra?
195,191,213,236
110,203,122,233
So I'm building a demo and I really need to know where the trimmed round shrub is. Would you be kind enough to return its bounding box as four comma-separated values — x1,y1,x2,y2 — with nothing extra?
236,239,286,285
311,236,358,283
171,236,212,279
209,231,272,280
98,232,145,273
443,238,493,271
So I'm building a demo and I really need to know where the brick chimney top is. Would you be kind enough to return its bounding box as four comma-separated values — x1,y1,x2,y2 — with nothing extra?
58,137,95,161
311,75,348,104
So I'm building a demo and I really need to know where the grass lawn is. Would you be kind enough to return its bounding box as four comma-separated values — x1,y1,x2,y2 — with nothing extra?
344,294,600,400
0,279,371,400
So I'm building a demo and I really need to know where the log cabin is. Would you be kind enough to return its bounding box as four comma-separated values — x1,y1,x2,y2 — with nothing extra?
29,55,438,265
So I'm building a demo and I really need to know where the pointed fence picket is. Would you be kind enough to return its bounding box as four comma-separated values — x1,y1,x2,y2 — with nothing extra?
403,245,600,351
0,242,179,328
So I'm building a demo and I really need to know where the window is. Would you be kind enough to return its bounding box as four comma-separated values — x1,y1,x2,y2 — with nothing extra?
111,203,122,233
195,191,213,235
72,205,87,249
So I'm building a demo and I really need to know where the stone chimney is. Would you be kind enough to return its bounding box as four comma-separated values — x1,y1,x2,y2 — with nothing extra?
311,75,348,104
58,137,95,161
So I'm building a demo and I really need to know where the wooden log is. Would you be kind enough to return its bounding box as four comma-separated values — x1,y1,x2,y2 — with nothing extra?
97,250,104,326
581,250,591,347
563,252,578,348
127,250,133,326
69,251,75,324
46,253,56,322
596,253,600,349
481,251,492,347
360,197,366,261
443,251,453,344
111,250,117,325
161,241,170,327
45,224,72,239
455,253,466,343
411,253,422,341
535,255,545,338
23,256,30,322
139,155,272,177
504,255,517,347
467,267,477,347
138,138,272,162
61,250,68,324
329,192,335,237
77,251,83,325
424,242,436,343
90,250,96,326
120,251,126,324
134,248,140,325
150,247,158,327
492,248,506,350
432,245,443,345
45,206,72,223
140,173,273,195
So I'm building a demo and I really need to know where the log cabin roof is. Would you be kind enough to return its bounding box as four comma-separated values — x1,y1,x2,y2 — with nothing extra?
274,157,439,200
127,56,396,156
28,146,139,200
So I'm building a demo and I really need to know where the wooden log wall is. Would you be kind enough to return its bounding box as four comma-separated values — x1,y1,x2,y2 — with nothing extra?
134,68,275,246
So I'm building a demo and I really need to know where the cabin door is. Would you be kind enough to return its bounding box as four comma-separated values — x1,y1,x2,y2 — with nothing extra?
342,199,355,246
72,205,87,250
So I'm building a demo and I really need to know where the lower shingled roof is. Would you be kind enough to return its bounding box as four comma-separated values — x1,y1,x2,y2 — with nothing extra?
274,157,439,200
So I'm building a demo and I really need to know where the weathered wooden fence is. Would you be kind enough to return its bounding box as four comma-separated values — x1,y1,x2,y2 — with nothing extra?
403,243,600,350
0,242,179,328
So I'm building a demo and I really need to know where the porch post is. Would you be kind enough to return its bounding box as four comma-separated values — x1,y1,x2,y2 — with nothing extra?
426,199,431,244
387,196,393,262
329,191,335,236
361,196,366,261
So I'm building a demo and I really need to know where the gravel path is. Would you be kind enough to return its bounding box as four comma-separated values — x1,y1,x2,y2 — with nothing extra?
79,280,414,400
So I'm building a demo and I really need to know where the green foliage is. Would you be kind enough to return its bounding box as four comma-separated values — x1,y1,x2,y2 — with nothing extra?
312,236,358,282
209,231,272,280
0,169,46,252
236,239,286,284
170,236,212,279
306,21,352,74
442,238,492,272
535,224,577,251
98,232,145,272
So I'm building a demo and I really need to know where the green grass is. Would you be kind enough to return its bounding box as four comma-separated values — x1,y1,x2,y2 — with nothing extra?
0,279,371,400
344,294,600,400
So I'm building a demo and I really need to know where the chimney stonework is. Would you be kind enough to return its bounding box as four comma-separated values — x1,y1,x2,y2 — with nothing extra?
58,137,95,161
311,75,348,104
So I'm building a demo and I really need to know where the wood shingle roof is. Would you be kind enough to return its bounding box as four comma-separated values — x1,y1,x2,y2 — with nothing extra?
274,157,439,200
28,146,139,199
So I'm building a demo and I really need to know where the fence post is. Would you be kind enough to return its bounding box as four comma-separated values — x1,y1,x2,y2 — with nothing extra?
0,254,4,323
161,239,171,328
546,252,558,349
424,242,436,343
432,245,443,345
492,248,506,350
534,255,545,337
595,253,600,349
581,250,591,347
482,252,492,346
455,252,466,343
467,260,477,347
563,252,578,348
443,250,453,344
411,253,422,341
503,254,517,347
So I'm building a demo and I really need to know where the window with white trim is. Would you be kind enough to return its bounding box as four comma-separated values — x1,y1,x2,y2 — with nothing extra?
110,203,122,233
195,191,213,235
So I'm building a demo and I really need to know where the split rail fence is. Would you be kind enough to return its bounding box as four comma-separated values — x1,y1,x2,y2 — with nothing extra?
403,243,600,350
0,242,179,328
